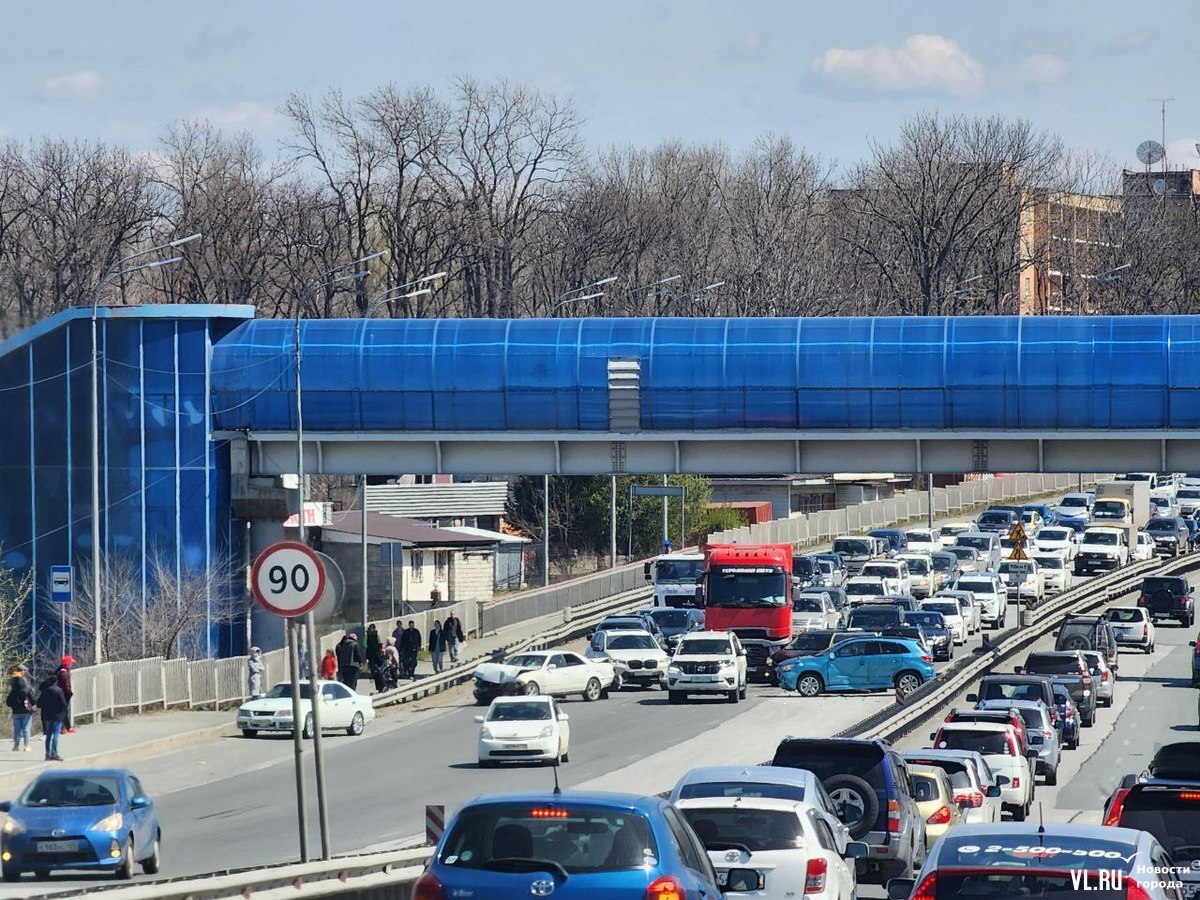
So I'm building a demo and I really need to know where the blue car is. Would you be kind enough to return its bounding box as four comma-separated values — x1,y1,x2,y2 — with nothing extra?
868,529,907,555
413,791,742,900
1022,503,1058,527
0,768,160,881
776,635,935,698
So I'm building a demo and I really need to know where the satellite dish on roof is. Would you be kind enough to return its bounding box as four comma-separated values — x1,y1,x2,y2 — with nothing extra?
1137,140,1165,165
1153,179,1168,195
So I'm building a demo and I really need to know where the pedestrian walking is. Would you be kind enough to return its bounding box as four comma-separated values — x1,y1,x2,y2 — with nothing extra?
390,619,404,648
320,648,338,680
399,620,422,680
247,647,265,699
366,623,385,692
382,637,400,690
36,673,68,762
6,664,35,752
335,632,366,690
429,619,445,674
444,611,465,663
56,655,74,733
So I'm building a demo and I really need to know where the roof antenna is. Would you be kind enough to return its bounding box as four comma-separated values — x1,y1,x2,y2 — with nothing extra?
1037,802,1045,843
552,764,562,796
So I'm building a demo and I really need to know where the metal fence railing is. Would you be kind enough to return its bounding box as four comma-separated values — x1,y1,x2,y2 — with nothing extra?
61,473,1095,724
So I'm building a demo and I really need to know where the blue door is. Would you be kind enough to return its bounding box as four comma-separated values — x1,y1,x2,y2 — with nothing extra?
826,640,873,689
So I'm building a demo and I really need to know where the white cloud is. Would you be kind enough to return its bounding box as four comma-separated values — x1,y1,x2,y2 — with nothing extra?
1015,53,1069,85
1165,138,1200,169
195,100,285,135
811,34,984,99
1107,29,1157,54
42,69,106,99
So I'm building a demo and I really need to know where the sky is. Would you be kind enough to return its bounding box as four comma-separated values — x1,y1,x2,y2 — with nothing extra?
2,0,1196,175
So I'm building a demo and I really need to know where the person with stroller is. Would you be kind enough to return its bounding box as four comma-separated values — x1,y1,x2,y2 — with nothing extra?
381,637,401,690
398,620,422,680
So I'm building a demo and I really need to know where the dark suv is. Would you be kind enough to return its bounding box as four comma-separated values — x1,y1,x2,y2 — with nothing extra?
967,673,1056,713
1018,650,1097,727
1144,518,1191,557
771,737,925,884
1054,616,1119,669
1138,575,1196,627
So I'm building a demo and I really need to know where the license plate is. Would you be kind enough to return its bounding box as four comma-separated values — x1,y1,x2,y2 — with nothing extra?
36,839,78,853
508,743,527,750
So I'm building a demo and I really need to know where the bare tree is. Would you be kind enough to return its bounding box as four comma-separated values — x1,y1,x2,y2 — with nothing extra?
0,551,32,672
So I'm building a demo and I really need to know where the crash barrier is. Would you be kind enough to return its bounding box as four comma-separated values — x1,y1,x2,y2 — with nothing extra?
847,552,1200,744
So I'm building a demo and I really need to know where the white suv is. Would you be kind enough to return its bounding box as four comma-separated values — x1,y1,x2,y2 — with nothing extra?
956,573,1008,630
667,631,748,705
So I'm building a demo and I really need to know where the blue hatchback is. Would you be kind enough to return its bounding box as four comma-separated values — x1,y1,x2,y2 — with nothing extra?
776,635,935,698
414,791,740,900
0,768,160,881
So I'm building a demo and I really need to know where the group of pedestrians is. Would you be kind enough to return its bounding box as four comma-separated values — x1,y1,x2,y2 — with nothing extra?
394,612,465,677
5,655,74,761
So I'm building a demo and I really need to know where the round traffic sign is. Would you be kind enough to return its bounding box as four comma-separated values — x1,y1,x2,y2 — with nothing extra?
251,541,327,618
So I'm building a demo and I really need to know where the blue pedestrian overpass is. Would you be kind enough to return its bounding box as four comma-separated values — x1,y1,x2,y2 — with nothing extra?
3,306,1200,655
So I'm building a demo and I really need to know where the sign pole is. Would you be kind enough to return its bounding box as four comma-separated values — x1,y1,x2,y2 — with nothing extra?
304,609,333,860
286,619,310,862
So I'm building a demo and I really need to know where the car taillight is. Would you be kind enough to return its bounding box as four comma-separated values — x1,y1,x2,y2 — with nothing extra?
1138,594,1149,607
1101,670,1110,682
921,654,933,663
1011,775,1021,789
910,872,938,900
953,790,984,808
804,857,827,894
1104,788,1130,826
887,798,902,832
926,804,952,825
646,876,687,900
1127,877,1155,900
413,873,446,900
1143,625,1149,640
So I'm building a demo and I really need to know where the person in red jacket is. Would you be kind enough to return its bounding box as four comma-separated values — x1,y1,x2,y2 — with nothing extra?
56,656,74,734
319,649,338,681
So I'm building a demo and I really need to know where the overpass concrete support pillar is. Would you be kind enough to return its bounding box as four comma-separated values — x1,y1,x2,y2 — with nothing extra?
248,519,288,651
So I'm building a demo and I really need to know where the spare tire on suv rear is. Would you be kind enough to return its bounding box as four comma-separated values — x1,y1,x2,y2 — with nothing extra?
822,774,880,840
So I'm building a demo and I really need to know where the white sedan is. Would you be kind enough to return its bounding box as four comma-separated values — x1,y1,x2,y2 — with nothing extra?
472,650,617,704
236,680,375,738
476,696,569,767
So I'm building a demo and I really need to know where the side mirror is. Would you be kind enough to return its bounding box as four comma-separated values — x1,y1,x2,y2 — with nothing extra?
844,841,869,859
473,715,485,723
547,664,557,670
929,732,938,741
995,775,1011,786
886,878,917,900
1027,750,1040,760
1014,666,1024,674
643,562,652,581
986,785,1002,798
965,693,978,703
558,713,569,721
738,649,747,657
0,801,11,813
722,869,765,893
130,796,152,810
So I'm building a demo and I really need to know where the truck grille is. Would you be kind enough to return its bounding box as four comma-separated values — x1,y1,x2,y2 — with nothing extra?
677,661,719,675
743,644,770,670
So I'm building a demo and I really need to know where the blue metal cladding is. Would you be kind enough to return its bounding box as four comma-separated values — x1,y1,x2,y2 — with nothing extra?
0,305,253,660
212,315,1200,433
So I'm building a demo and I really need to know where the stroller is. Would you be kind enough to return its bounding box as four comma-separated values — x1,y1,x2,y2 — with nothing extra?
377,660,400,691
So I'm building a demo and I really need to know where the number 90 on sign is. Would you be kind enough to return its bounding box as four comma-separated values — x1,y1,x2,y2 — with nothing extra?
251,542,326,618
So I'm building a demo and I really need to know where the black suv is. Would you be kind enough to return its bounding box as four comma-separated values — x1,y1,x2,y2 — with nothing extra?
1144,517,1191,557
1018,650,1097,727
1054,616,1119,668
1138,575,1195,627
772,738,925,884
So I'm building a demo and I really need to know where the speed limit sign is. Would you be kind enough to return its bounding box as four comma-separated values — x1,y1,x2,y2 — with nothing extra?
251,541,327,617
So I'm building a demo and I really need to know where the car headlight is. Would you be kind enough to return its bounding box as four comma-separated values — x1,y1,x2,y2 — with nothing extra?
1,817,22,836
1082,690,1091,698
480,726,494,739
90,812,123,833
719,659,735,668
667,665,681,674
538,725,555,738
236,707,249,717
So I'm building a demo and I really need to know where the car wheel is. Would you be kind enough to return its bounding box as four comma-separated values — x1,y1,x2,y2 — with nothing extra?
302,715,315,740
1045,769,1058,786
478,759,496,768
582,678,602,702
738,680,747,700
561,749,569,763
522,681,541,696
33,870,49,880
347,711,365,736
1069,736,1079,750
241,729,257,739
474,695,490,706
1012,803,1027,822
895,671,922,697
141,832,161,875
796,674,823,698
1083,712,1095,728
0,868,18,882
115,837,135,880
727,688,739,704
668,691,683,705
822,774,879,840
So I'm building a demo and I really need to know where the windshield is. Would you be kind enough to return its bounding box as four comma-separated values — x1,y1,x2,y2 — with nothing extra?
940,524,966,536
504,655,548,669
905,612,945,628
20,775,121,807
846,581,884,596
598,619,643,632
1025,654,1081,675
654,559,702,583
1146,519,1178,532
439,804,657,874
679,808,802,852
1120,789,1200,867
1084,531,1119,545
1059,496,1088,508
902,558,930,574
861,563,898,578
1039,528,1071,542
923,602,959,617
647,609,690,628
788,632,833,651
1034,556,1064,570
956,536,992,552
793,557,817,577
1179,489,1200,500
937,730,1011,755
793,597,825,613
958,579,996,595
707,566,787,608
1106,607,1145,623
832,539,871,556
265,683,312,700
930,555,954,573
848,608,900,629
978,512,1011,526
607,634,658,650
981,681,1048,703
1093,500,1127,518
1151,496,1170,507
678,639,733,656
906,532,933,543
488,701,553,721
677,781,803,802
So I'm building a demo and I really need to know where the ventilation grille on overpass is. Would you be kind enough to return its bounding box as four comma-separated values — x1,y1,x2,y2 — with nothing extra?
608,358,641,432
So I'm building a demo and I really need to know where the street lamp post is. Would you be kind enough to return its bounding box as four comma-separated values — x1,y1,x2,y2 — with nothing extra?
546,277,617,316
89,232,200,664
619,275,681,315
362,272,446,317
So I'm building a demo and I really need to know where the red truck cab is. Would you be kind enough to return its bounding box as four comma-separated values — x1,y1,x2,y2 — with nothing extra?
701,543,793,680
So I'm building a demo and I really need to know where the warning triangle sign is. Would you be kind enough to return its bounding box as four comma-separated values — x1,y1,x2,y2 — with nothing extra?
1008,522,1028,543
1009,545,1028,561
